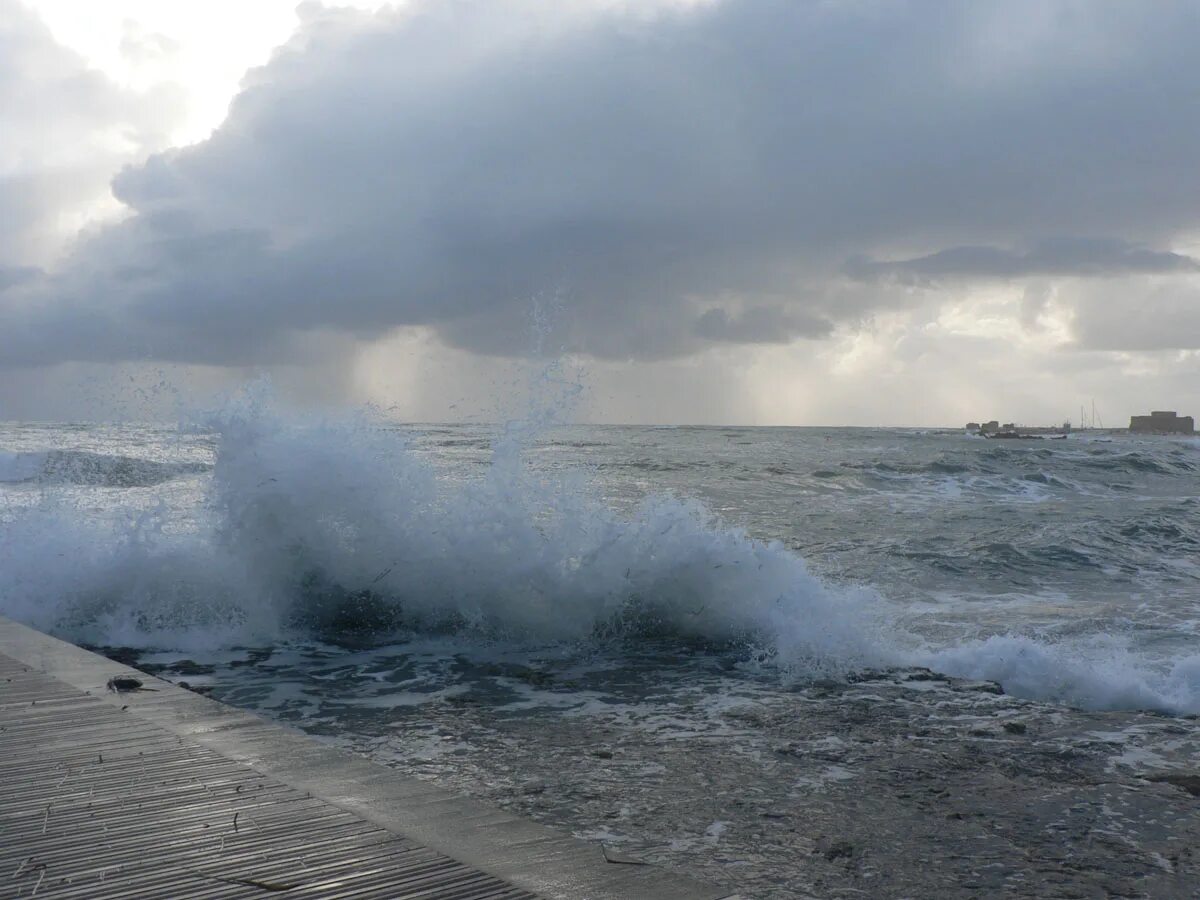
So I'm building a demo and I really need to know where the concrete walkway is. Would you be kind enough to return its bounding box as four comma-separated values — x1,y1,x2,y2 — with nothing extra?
0,617,735,899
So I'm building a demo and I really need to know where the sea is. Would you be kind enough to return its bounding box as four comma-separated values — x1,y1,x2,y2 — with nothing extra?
2,399,1198,898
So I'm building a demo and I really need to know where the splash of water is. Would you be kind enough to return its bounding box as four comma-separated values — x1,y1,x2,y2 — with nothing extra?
1,386,1197,714
0,387,892,670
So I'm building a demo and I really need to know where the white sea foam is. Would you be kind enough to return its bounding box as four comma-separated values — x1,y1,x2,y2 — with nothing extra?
924,635,1200,714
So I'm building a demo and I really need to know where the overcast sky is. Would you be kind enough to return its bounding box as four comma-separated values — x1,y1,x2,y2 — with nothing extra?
3,0,1199,425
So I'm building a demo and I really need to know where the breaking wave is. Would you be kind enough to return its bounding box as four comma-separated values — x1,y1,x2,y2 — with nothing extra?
0,399,1196,715
0,402,893,675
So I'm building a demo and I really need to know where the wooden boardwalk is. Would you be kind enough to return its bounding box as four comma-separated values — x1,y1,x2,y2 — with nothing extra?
0,618,734,900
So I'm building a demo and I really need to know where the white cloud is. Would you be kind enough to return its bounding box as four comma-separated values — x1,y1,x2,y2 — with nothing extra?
0,0,183,266
1067,276,1200,351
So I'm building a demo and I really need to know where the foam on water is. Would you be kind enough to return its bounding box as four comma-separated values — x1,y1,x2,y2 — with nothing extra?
1,394,1197,714
923,635,1200,714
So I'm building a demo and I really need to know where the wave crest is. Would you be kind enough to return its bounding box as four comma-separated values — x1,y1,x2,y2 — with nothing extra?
0,449,209,487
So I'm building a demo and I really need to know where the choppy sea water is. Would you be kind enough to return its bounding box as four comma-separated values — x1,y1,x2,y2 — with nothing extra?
2,409,1198,898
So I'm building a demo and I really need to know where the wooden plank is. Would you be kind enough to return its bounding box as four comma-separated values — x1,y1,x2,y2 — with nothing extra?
0,654,538,900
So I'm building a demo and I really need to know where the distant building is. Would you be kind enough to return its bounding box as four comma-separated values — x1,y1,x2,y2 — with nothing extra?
1129,410,1195,435
966,422,981,432
980,420,1000,434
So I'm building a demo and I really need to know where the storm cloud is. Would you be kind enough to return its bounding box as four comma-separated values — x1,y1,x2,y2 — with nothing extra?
846,239,1200,285
5,0,1200,372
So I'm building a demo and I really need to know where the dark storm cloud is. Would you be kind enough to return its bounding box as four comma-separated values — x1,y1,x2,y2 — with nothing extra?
5,0,1200,367
694,306,833,344
846,239,1200,285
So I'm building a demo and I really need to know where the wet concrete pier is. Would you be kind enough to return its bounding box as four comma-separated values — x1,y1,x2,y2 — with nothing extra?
0,617,734,899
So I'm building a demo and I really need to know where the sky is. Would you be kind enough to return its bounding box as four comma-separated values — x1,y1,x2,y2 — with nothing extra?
2,0,1199,426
